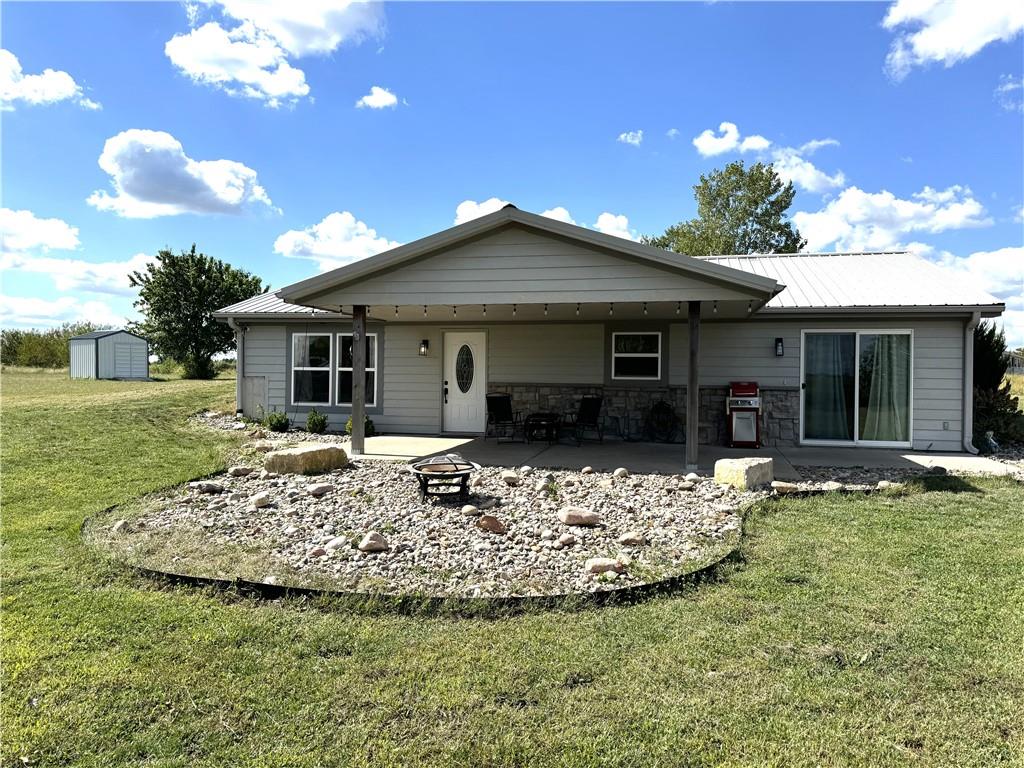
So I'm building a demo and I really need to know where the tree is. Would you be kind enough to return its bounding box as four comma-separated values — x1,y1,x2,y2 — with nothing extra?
644,161,806,255
129,245,266,379
973,321,1023,448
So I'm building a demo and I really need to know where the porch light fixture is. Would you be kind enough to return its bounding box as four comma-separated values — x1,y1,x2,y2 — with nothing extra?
419,339,429,356
775,337,784,357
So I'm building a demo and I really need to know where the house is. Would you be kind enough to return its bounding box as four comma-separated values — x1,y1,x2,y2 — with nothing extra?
68,329,149,380
213,205,1004,466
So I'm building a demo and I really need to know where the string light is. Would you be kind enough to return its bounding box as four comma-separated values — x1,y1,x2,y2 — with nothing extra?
513,304,517,317
675,302,681,315
642,302,648,316
544,303,548,316
423,305,427,317
482,304,487,317
453,305,458,317
746,300,752,314
576,303,580,317
609,303,614,316
395,306,399,318
713,300,718,315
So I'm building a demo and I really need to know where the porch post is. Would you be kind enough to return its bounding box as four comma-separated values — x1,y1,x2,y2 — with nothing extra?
351,304,367,456
686,300,701,469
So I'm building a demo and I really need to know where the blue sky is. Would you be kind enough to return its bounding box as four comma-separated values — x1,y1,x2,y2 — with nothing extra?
2,1,1022,343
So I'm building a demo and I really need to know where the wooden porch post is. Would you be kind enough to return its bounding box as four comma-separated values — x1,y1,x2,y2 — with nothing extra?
686,300,701,469
351,304,366,456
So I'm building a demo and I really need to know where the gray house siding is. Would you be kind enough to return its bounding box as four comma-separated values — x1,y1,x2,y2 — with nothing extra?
239,316,966,451
302,226,761,307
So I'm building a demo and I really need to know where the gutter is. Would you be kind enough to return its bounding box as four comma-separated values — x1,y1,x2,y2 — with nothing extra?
227,318,245,416
962,311,981,454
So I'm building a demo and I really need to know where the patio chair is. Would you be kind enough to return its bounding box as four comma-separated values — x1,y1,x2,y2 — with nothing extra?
564,394,604,446
486,392,523,443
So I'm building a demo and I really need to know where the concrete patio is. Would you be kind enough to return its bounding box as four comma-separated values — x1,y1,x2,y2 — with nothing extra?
353,435,1014,481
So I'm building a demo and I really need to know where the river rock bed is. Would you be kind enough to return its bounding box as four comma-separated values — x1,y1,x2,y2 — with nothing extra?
116,460,759,598
191,411,352,445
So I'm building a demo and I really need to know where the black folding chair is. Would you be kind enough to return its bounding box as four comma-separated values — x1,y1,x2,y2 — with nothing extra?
486,393,523,443
564,394,604,446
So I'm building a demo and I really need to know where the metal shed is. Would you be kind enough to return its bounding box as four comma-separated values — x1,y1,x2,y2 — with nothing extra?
69,330,149,380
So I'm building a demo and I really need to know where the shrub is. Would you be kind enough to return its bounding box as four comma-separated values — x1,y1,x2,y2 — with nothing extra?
306,409,328,434
345,415,376,437
263,411,290,433
973,322,1023,449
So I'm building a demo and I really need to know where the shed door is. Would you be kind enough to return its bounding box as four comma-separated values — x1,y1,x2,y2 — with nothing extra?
131,345,147,377
114,344,132,377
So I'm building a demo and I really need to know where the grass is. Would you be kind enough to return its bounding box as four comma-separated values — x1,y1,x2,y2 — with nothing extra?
2,369,1023,767
1007,373,1024,403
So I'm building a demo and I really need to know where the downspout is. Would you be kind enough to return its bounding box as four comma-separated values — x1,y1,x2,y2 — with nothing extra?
227,318,245,416
962,311,981,454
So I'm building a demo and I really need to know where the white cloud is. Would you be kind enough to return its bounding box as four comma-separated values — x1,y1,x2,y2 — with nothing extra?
540,206,576,225
0,208,80,256
0,48,100,111
937,246,1024,347
355,85,398,109
453,198,509,225
739,134,771,152
87,129,274,218
666,128,680,139
995,74,1023,113
0,251,156,296
273,211,400,272
166,1,383,107
617,130,643,147
0,294,128,329
883,0,1024,81
165,22,309,108
771,146,847,193
593,212,639,241
793,185,992,252
692,122,741,156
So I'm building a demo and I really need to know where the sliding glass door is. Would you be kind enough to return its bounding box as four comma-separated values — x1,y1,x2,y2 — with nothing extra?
801,330,913,447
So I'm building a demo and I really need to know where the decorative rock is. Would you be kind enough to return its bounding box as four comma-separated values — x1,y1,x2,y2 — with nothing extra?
585,557,624,575
617,530,647,546
581,466,594,474
357,531,389,552
250,491,273,508
111,519,129,535
325,536,348,551
557,532,576,547
822,481,844,492
227,466,254,477
476,514,507,534
193,481,224,494
598,478,614,489
520,465,534,476
500,470,521,486
306,483,334,497
264,442,348,475
557,506,601,526
612,467,629,479
540,529,554,540
534,480,549,493
259,469,277,480
684,472,700,482
713,458,774,490
248,440,274,452
771,480,800,494
471,475,485,488
876,480,904,490
307,546,327,558
678,481,695,491
616,552,633,566
461,504,481,516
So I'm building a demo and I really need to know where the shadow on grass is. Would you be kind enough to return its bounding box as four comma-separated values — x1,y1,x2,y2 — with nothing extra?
909,474,985,494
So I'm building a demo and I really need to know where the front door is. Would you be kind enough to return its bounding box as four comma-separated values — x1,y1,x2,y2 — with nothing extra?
443,331,486,433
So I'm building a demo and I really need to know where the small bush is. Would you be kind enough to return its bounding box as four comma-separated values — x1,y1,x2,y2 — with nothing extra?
973,322,1024,448
345,415,376,437
263,411,290,433
306,409,328,434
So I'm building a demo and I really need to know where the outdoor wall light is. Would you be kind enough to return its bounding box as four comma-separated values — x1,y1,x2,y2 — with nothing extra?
419,339,430,356
775,337,784,357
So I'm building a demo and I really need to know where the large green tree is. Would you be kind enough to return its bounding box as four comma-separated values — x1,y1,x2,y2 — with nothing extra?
644,161,806,255
129,245,265,379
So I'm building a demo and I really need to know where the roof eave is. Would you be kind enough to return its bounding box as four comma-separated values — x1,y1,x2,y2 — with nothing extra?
759,303,1006,316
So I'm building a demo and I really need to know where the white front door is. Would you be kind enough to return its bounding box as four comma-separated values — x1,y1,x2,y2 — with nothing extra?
443,331,486,433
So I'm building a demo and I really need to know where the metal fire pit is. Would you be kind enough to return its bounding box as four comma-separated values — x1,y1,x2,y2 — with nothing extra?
408,454,481,503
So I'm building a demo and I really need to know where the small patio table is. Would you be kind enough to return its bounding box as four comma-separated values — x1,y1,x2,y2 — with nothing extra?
524,412,562,444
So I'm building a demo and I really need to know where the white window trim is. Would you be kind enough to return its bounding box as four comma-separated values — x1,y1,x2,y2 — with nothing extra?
291,333,332,407
798,328,914,449
611,331,662,381
337,332,378,407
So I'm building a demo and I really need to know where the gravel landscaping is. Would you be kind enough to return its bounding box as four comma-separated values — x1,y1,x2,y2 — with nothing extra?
191,410,352,445
100,451,759,599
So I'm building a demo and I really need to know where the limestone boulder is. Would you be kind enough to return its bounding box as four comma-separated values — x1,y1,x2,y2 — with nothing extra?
713,457,774,490
771,480,800,494
264,442,348,475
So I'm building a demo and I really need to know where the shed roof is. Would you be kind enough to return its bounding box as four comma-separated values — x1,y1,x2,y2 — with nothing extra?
701,252,1004,312
69,329,148,341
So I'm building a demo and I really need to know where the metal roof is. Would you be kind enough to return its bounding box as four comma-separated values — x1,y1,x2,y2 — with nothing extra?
212,292,350,319
701,251,1004,311
69,329,147,341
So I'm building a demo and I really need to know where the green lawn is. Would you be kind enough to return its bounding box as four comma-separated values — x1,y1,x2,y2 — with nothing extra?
2,369,1022,767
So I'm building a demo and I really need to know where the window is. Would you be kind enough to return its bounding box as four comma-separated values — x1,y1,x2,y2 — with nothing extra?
611,332,661,380
292,333,331,405
337,332,377,406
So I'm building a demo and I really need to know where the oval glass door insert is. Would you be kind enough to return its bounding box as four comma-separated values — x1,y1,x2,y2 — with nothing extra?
455,344,474,393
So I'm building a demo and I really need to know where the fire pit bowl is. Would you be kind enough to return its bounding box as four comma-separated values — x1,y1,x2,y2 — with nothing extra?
408,454,482,502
